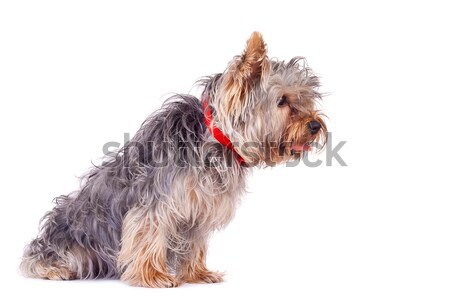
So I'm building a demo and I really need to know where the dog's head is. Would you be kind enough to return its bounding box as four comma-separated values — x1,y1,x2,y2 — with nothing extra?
205,32,327,166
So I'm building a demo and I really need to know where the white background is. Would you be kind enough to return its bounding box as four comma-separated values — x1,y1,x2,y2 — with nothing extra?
0,1,449,299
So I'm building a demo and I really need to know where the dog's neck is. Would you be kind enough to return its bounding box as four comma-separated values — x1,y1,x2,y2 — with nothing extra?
202,97,246,166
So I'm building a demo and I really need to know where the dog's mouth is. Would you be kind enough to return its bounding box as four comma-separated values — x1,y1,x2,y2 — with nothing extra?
289,138,315,153
290,142,312,152
277,140,317,160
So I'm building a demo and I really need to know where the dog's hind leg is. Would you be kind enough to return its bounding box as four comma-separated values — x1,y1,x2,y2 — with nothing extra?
20,239,80,280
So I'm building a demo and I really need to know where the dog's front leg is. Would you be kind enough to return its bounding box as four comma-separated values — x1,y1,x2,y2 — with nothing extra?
117,207,179,288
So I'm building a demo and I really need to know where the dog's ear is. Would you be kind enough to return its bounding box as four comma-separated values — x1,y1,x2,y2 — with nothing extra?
223,32,269,115
235,31,268,83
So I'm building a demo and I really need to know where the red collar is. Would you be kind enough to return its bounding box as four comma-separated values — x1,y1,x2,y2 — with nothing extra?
203,98,246,165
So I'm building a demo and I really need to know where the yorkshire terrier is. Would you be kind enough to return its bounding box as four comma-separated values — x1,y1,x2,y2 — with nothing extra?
21,32,326,287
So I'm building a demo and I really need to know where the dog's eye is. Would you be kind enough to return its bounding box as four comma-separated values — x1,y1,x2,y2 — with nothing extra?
277,95,288,107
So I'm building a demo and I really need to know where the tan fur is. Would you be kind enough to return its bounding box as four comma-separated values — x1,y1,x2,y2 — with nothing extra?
223,32,269,115
118,208,179,288
21,31,325,288
20,242,101,280
285,113,327,151
178,244,224,283
21,256,75,280
117,176,239,287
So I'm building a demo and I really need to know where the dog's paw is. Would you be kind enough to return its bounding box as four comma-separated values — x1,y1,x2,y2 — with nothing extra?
200,270,224,283
186,270,225,284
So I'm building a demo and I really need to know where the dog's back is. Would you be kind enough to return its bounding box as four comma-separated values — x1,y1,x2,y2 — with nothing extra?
21,95,208,280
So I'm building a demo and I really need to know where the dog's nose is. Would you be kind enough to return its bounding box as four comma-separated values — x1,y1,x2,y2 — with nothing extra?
308,121,321,135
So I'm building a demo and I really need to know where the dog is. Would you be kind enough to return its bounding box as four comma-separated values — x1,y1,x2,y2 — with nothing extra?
20,32,326,287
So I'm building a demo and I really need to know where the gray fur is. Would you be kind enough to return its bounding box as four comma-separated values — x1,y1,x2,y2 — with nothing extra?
21,94,247,279
20,32,325,285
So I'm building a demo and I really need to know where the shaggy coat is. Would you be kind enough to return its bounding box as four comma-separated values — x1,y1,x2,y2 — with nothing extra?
21,32,326,287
